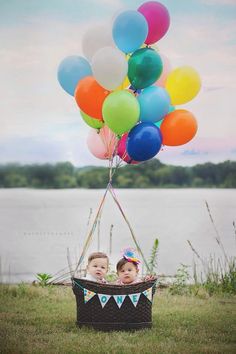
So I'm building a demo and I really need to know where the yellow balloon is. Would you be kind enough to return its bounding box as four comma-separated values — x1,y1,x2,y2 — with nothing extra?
165,66,201,105
115,75,130,90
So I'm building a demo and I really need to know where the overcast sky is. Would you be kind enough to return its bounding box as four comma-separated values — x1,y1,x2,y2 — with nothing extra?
0,0,235,166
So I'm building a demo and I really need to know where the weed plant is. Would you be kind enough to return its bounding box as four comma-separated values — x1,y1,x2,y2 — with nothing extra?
187,201,236,296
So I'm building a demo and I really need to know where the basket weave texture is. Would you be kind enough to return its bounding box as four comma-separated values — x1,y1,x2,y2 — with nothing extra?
72,277,157,331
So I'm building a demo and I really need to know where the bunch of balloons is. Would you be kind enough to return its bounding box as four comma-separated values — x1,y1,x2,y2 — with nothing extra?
58,1,201,163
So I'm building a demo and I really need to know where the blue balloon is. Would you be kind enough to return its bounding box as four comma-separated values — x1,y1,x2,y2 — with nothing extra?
138,86,170,123
129,85,142,94
57,56,92,96
127,122,162,161
112,10,148,53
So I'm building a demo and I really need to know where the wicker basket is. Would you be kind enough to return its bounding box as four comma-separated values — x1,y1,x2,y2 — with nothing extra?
72,277,157,331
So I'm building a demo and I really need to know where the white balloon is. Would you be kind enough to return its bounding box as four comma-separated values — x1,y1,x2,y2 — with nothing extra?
82,25,115,61
91,47,128,90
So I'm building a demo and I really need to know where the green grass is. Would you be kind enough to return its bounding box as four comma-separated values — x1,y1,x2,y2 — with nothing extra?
0,285,236,354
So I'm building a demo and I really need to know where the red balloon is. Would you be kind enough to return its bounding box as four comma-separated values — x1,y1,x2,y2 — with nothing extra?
117,133,139,164
74,76,110,120
160,109,198,146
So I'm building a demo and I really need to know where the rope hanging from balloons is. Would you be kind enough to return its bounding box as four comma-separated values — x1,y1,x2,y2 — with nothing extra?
73,143,151,277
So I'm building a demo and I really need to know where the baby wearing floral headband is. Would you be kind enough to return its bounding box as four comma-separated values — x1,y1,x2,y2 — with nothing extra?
115,248,141,285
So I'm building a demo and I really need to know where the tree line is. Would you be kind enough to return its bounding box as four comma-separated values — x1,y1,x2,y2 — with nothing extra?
0,159,235,189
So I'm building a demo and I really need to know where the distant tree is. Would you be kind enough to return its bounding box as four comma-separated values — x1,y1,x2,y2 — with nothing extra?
54,175,77,188
0,159,235,189
55,162,75,176
4,174,27,187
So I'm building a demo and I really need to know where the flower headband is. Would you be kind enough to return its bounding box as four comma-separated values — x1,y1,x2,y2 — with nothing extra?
122,247,140,265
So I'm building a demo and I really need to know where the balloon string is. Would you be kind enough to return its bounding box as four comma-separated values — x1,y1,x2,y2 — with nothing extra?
73,183,110,277
74,178,151,276
108,183,151,273
108,138,119,183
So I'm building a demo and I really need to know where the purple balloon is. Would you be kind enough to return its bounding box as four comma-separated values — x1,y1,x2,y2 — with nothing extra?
138,1,170,44
127,122,162,161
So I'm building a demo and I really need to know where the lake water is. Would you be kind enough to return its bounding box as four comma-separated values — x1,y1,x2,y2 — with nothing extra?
0,188,235,283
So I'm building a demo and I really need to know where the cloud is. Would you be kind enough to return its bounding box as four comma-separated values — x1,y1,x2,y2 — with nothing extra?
182,149,208,156
202,86,225,92
200,0,236,5
0,0,236,166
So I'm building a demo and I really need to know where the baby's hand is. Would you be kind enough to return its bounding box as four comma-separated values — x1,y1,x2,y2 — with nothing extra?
143,275,156,281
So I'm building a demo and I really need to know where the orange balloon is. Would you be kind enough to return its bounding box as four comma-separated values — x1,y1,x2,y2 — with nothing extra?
74,76,110,120
160,109,198,146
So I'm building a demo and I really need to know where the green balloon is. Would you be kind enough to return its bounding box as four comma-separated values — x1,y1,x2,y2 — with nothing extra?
80,110,104,129
128,48,163,89
102,90,140,135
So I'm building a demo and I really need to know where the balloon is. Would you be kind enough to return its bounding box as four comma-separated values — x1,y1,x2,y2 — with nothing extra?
74,76,111,120
155,53,172,87
160,109,198,146
112,10,148,53
115,54,130,90
87,126,118,160
91,47,128,90
128,48,163,89
138,86,170,123
57,56,92,96
155,105,175,128
127,122,162,161
82,25,115,61
155,119,163,128
102,90,140,135
138,1,170,44
117,133,139,164
165,66,201,105
80,110,104,129
116,75,130,90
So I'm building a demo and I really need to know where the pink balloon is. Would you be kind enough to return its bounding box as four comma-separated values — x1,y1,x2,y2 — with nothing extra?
155,53,172,87
138,1,170,44
117,133,139,164
87,126,118,160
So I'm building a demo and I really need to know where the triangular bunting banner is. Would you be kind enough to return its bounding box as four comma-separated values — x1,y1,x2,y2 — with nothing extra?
78,284,155,308
128,293,141,307
98,294,111,308
113,294,126,308
84,288,96,303
142,287,152,302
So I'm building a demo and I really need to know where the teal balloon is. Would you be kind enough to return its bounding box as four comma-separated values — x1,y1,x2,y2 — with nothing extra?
155,119,163,128
138,86,170,123
169,105,175,113
128,48,163,89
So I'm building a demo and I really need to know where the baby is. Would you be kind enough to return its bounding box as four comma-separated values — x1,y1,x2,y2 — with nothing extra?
84,252,109,283
116,248,140,285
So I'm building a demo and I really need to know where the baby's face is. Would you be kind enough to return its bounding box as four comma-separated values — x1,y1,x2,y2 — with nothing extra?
87,257,108,280
118,262,138,284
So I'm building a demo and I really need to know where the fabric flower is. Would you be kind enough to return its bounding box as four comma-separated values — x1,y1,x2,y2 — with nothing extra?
122,247,140,264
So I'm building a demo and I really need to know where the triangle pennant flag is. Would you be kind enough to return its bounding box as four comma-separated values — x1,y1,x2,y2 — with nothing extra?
113,294,126,308
142,287,153,302
83,288,96,303
98,294,111,308
128,292,141,307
